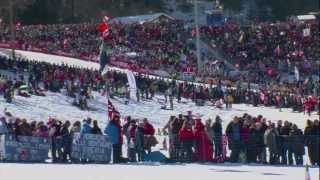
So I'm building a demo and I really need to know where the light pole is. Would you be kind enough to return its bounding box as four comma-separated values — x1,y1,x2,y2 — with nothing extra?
9,0,16,60
194,0,202,76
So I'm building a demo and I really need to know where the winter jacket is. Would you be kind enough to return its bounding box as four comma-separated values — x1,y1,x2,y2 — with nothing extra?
171,119,183,134
226,122,241,141
105,121,121,145
179,127,194,141
128,125,137,139
135,127,144,150
212,122,222,142
264,128,280,153
289,129,305,155
193,121,213,161
304,126,314,146
241,126,250,144
80,122,92,134
143,122,155,136
91,126,102,135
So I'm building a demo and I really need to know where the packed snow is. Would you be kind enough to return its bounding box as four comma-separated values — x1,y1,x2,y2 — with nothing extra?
0,163,319,180
0,49,319,180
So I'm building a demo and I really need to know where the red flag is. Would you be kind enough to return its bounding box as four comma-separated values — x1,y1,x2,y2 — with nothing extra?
108,99,120,120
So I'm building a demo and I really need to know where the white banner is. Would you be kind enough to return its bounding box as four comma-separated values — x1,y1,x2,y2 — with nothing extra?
0,135,6,160
294,66,300,81
126,70,137,101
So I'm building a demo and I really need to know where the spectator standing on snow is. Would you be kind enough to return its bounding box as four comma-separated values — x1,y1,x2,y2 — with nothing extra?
91,120,102,135
179,121,194,162
135,120,145,162
212,116,222,158
105,115,124,163
80,118,92,134
60,120,72,162
226,117,242,163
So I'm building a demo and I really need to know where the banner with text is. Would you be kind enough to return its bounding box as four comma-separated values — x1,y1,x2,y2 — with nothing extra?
0,135,50,162
71,133,112,163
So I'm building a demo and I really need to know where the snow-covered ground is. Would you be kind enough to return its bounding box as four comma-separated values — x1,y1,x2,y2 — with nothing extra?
0,163,319,180
0,91,317,131
0,49,319,180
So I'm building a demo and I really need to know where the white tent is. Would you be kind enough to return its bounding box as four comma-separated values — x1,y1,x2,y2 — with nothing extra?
296,15,316,21
110,13,175,24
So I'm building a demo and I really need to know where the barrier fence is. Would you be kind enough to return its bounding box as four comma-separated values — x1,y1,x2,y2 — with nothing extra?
0,133,112,163
0,133,319,165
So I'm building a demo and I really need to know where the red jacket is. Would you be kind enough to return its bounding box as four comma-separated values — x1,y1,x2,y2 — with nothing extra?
179,127,194,141
143,122,155,135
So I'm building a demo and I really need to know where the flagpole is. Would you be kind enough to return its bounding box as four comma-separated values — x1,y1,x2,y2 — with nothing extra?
194,0,202,76
9,0,16,60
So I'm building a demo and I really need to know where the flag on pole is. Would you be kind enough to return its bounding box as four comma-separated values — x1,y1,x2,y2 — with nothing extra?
126,70,137,101
305,164,311,180
108,99,120,121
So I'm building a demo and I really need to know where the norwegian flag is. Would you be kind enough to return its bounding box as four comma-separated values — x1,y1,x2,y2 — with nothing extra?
108,99,120,120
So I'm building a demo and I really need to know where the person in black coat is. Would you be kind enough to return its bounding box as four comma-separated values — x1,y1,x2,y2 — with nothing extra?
212,116,222,158
304,120,316,166
226,117,242,163
279,121,291,165
288,124,304,165
313,120,320,166
60,121,71,162
91,120,102,135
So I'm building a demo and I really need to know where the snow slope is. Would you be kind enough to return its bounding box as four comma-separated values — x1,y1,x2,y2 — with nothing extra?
0,49,319,180
0,91,317,131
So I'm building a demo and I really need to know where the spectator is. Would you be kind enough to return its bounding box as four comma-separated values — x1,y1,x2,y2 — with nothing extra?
91,120,102,135
105,115,124,163
212,116,222,158
179,120,194,162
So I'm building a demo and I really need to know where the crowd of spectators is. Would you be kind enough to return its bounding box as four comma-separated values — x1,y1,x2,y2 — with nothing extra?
0,18,319,89
200,20,320,84
0,19,196,76
0,56,319,114
1,109,319,166
163,112,319,166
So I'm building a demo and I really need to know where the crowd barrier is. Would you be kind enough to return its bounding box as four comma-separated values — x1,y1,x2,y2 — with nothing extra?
0,135,50,162
0,133,112,163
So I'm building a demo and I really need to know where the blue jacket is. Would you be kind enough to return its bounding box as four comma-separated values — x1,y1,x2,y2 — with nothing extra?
80,122,92,134
104,121,120,145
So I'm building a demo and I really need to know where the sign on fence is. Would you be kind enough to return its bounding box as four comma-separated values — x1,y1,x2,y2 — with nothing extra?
0,135,5,160
71,133,112,163
0,135,50,162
